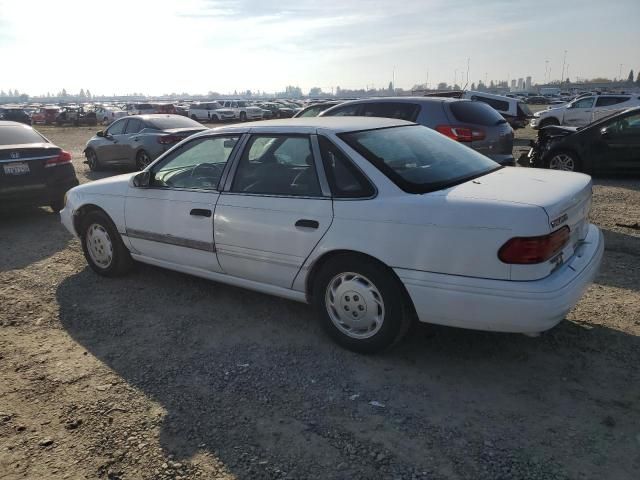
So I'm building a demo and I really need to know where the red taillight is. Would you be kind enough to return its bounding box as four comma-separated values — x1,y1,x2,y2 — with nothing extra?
157,135,182,145
435,125,486,142
44,150,72,168
498,227,570,264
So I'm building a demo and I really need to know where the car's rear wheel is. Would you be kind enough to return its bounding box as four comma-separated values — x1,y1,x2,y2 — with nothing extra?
135,150,152,170
547,151,581,172
80,211,132,277
312,255,411,353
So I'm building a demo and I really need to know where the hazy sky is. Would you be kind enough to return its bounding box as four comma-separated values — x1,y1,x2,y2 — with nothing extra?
1,0,639,95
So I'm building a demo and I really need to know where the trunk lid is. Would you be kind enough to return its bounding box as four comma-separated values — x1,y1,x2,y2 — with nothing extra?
444,167,593,280
0,144,61,191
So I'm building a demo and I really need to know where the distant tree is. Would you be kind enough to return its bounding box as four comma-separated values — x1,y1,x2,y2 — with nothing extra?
636,72,640,85
489,80,495,89
86,89,92,99
79,88,86,99
14,89,19,96
309,87,322,96
388,81,393,91
470,82,476,90
7,89,13,96
19,94,29,102
0,90,5,96
628,70,634,83
565,77,570,84
245,90,252,97
436,82,448,90
453,84,461,90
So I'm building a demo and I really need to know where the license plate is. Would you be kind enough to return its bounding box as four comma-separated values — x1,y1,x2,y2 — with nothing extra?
3,162,30,175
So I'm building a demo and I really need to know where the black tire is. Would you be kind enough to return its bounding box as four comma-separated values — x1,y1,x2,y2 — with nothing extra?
135,150,152,171
239,112,247,122
538,117,559,129
80,210,132,277
85,148,101,171
210,114,219,123
49,198,65,212
312,254,412,353
545,150,582,172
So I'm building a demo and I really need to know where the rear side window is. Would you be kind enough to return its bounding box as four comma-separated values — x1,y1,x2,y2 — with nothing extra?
595,96,630,107
359,102,420,122
449,101,506,126
517,102,533,117
470,95,509,112
0,125,47,145
319,136,374,198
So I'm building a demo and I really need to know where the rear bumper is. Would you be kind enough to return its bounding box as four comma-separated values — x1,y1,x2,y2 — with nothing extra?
0,174,78,208
396,224,604,334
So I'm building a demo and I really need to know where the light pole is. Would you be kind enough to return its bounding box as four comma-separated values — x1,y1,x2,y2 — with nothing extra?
545,59,549,83
560,50,567,86
619,64,623,81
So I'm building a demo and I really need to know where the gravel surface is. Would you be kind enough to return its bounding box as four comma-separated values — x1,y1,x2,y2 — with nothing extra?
1,125,639,479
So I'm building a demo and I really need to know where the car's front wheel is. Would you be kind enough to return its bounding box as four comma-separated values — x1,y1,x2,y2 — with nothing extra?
80,211,132,277
135,150,152,170
239,112,247,122
312,255,411,353
547,150,581,172
85,148,101,171
538,117,560,128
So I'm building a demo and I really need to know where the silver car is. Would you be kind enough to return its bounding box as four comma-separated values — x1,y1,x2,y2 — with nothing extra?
84,114,206,171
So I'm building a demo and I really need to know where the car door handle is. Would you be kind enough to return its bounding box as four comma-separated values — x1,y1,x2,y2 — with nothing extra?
190,208,212,217
295,219,319,229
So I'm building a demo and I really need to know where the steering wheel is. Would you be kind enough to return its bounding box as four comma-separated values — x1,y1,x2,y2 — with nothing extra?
189,163,224,187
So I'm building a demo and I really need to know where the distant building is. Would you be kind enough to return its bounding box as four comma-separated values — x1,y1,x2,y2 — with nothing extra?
517,78,524,90
525,76,532,90
511,79,516,89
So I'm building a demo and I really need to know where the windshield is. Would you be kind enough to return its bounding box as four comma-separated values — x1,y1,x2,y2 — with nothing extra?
339,125,500,194
146,116,203,130
0,125,48,145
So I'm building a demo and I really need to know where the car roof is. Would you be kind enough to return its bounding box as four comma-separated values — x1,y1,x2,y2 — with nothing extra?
0,120,31,127
129,114,184,120
203,116,413,135
326,96,458,105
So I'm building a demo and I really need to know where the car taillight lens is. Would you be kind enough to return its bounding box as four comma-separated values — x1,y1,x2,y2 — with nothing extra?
498,226,570,264
157,135,182,144
44,150,72,168
435,125,486,142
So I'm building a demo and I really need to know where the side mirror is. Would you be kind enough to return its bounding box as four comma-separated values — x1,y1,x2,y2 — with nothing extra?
96,130,105,137
223,139,236,148
132,170,151,188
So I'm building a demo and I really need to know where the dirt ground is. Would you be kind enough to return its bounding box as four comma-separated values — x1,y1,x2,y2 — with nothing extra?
1,123,639,480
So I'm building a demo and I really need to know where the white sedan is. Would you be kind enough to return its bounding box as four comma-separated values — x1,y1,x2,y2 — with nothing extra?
61,117,604,353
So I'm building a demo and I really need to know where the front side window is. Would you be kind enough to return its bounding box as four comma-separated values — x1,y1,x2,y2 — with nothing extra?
340,125,499,194
152,136,239,190
606,113,640,137
125,118,143,134
319,136,374,198
571,98,595,109
107,119,127,135
323,104,361,117
231,135,321,196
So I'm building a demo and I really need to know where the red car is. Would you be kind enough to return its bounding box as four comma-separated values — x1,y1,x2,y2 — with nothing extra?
31,107,61,125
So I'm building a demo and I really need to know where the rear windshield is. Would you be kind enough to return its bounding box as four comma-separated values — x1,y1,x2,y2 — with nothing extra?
449,101,507,126
0,125,47,145
339,125,500,194
146,116,203,130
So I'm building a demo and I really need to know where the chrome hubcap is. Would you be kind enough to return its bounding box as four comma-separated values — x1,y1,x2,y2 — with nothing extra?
325,272,385,339
86,223,113,268
549,154,575,171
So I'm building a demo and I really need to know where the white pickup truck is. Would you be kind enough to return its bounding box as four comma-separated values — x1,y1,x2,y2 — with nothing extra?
219,100,265,121
531,94,640,129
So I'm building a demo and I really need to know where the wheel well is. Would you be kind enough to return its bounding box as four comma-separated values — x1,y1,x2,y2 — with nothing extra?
305,250,416,316
72,204,109,237
540,117,560,126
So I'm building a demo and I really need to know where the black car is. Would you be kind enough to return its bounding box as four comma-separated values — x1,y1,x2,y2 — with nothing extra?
0,108,31,125
528,107,640,173
0,121,79,211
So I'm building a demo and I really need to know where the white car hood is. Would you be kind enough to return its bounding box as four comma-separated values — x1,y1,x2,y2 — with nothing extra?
73,173,136,196
442,167,592,220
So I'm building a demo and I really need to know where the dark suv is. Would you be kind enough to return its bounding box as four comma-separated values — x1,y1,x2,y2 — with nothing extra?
320,97,515,165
